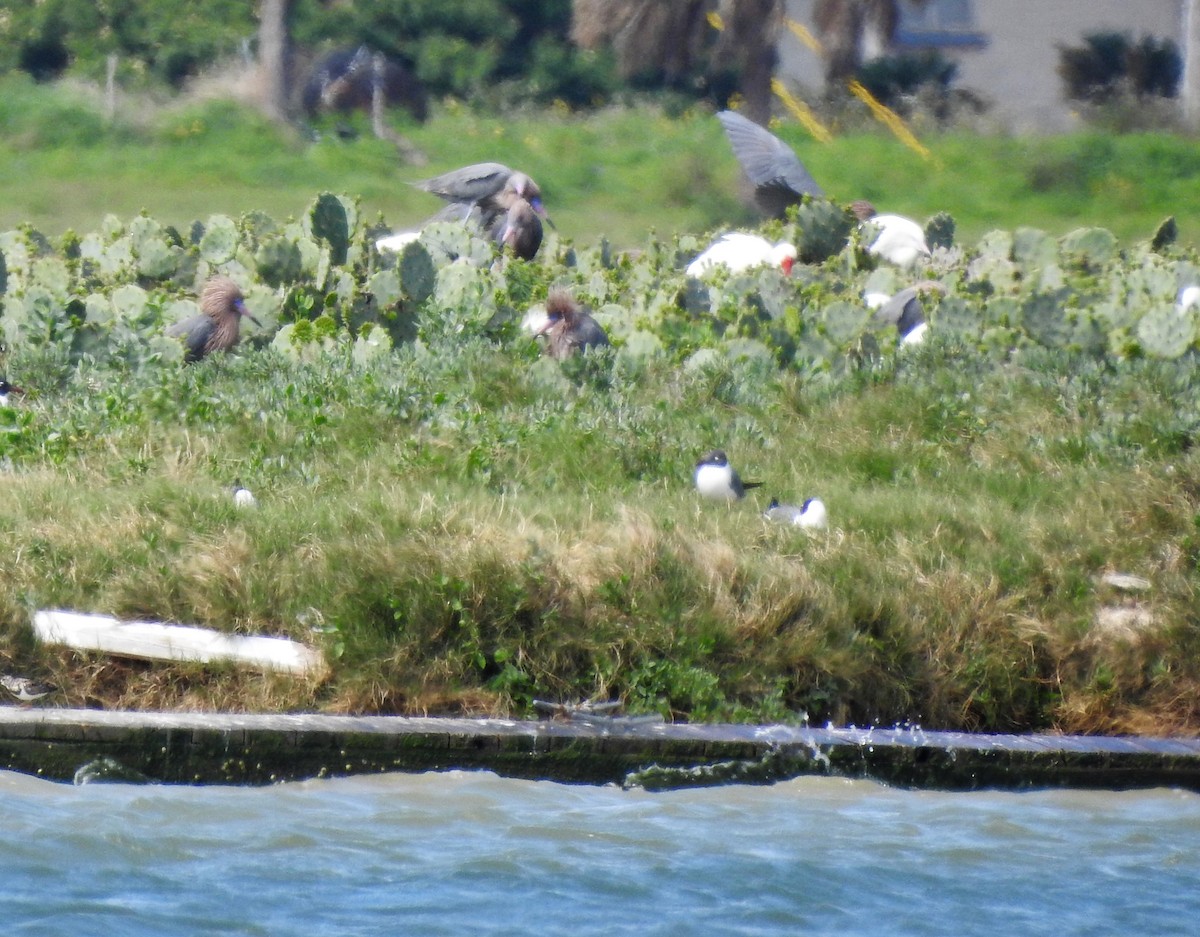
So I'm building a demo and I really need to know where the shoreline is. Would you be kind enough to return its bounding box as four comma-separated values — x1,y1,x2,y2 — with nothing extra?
3,707,1199,791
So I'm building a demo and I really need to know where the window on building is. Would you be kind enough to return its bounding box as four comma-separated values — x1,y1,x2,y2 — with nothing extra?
895,0,987,49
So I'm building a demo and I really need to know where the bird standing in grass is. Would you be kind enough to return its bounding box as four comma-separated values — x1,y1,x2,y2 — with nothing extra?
531,289,609,360
1,674,56,704
0,378,24,406
694,450,762,501
232,481,257,509
167,277,260,363
764,497,828,530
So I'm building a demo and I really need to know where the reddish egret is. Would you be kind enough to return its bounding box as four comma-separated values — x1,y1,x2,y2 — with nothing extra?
167,277,260,363
495,198,544,261
717,110,824,218
417,162,549,230
687,233,796,277
532,289,609,360
694,450,762,501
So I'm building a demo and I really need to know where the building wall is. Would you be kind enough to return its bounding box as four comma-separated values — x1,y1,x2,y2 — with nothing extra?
780,0,1185,132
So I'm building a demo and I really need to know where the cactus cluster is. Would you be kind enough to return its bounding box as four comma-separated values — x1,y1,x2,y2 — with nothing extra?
0,197,1198,374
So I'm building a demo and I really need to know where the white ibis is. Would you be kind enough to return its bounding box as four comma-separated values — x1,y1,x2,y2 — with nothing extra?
687,233,797,277
852,201,930,268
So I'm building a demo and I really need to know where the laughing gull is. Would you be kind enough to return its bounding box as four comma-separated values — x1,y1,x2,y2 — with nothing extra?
694,450,762,500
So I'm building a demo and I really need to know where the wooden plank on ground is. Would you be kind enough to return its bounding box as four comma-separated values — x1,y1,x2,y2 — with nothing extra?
32,610,325,676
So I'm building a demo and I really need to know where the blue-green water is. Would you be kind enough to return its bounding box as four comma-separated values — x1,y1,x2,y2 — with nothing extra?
3,769,1197,935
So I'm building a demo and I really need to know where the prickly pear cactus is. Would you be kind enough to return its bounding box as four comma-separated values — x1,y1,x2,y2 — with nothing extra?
1150,216,1177,253
398,241,435,304
923,212,956,251
1137,303,1196,359
930,296,980,342
309,193,350,265
820,300,868,346
1021,291,1072,348
793,199,853,264
0,247,6,295
1059,227,1117,270
199,215,239,264
130,216,180,280
255,238,304,287
1012,227,1057,271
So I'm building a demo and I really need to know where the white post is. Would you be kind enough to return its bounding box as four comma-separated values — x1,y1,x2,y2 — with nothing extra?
105,54,118,122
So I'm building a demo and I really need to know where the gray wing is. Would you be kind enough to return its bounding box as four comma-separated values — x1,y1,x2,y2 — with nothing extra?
570,315,610,353
414,162,514,204
166,314,214,362
717,110,824,217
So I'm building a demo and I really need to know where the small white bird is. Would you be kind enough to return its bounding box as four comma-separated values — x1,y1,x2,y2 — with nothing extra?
694,450,762,501
1,674,56,703
232,481,257,509
763,497,828,530
686,233,797,278
375,230,422,253
852,201,930,268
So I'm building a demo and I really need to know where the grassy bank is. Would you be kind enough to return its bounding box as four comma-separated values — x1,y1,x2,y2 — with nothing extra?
3,78,1200,735
3,336,1200,734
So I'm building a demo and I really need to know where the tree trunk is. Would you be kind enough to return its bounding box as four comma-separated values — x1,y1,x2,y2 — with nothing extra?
258,0,292,122
1184,0,1200,129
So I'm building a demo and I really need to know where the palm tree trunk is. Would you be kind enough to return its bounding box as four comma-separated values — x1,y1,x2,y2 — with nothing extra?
1184,0,1200,129
258,0,292,122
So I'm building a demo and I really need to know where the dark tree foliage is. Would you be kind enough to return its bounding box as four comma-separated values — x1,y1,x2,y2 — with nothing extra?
855,50,957,108
1057,32,1182,103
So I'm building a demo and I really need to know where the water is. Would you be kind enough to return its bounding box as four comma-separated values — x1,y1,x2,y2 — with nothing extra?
2,769,1198,936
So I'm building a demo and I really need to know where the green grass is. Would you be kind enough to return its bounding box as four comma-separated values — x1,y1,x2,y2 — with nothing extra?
2,75,1200,248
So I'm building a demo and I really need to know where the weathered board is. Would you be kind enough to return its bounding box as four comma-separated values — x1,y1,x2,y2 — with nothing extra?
32,610,325,676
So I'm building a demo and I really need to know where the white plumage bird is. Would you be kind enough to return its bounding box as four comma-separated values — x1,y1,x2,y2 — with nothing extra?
763,497,827,530
852,201,930,268
686,233,797,278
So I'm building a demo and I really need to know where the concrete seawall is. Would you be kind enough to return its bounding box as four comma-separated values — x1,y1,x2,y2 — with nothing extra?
3,708,1200,790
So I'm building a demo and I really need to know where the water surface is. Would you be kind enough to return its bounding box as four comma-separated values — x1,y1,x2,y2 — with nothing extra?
3,770,1197,935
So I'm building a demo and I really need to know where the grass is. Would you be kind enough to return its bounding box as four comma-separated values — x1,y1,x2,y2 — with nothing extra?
1,75,1200,248
4,75,1200,735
